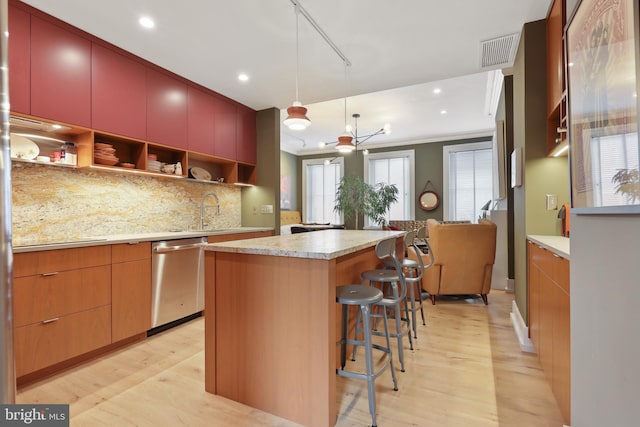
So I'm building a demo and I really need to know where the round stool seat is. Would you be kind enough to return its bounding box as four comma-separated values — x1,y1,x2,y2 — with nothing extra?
361,269,401,282
337,285,383,306
383,257,419,270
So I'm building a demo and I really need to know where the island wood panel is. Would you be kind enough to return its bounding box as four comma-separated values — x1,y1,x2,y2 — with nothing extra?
204,235,401,426
212,252,335,427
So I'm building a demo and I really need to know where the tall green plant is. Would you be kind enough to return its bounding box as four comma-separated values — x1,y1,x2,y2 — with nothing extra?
334,175,398,229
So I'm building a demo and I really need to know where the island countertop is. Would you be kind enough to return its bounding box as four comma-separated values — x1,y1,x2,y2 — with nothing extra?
204,229,404,260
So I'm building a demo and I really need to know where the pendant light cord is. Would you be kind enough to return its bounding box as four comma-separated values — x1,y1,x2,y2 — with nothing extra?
294,4,300,102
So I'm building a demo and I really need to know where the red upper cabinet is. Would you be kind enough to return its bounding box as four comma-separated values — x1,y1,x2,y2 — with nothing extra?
213,97,237,160
236,105,257,164
92,44,146,140
187,86,215,155
30,16,91,127
146,69,187,149
8,4,31,114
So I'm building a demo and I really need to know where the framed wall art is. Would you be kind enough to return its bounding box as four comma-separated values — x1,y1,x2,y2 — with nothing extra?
566,0,640,213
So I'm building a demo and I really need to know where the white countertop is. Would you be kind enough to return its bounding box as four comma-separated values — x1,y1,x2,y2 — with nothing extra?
13,227,272,253
528,235,570,259
204,229,405,260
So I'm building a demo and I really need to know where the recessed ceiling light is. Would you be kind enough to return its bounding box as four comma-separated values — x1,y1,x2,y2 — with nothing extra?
568,62,574,67
238,73,249,82
440,110,447,115
138,16,155,29
433,88,441,94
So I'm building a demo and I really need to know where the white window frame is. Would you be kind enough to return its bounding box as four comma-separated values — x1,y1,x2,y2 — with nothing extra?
301,157,344,224
363,149,415,227
442,141,493,221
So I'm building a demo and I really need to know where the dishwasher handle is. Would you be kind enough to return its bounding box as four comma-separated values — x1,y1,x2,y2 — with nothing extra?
153,243,206,253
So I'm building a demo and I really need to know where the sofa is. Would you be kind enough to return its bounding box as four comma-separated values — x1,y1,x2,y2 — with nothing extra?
408,219,497,305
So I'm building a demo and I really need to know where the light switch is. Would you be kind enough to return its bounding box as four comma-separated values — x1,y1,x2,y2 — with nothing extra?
260,204,273,214
546,194,558,210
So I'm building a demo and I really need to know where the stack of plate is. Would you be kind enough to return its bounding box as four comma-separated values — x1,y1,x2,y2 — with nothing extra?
94,142,119,166
147,160,162,172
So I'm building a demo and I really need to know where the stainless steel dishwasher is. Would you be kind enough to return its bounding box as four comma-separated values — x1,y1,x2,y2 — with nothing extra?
151,237,207,329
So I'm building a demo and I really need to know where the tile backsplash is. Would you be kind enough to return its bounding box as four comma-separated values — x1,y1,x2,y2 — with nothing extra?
11,162,241,245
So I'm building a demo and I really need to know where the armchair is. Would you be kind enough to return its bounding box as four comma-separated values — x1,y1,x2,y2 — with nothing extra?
408,219,497,305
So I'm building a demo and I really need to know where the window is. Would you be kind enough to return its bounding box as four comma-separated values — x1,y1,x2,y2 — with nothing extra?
590,132,639,206
302,157,344,224
364,150,415,226
443,141,493,222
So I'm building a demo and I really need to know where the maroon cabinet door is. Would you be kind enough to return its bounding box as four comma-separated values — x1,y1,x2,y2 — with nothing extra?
213,97,236,159
146,69,187,149
187,86,215,155
92,44,146,140
30,16,91,127
8,4,30,114
236,105,257,164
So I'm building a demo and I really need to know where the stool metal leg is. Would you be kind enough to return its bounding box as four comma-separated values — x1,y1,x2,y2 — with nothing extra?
361,304,378,427
381,306,398,391
340,303,348,369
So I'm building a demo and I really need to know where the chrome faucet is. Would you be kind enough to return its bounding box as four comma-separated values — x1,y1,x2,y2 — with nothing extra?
200,192,220,230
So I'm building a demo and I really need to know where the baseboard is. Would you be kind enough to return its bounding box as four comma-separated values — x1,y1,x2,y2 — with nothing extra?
505,278,515,293
510,300,535,353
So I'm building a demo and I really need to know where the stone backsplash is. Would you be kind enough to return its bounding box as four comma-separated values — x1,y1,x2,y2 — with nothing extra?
11,162,242,245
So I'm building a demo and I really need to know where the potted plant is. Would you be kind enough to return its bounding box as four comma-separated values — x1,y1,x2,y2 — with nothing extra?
612,167,640,203
334,175,398,229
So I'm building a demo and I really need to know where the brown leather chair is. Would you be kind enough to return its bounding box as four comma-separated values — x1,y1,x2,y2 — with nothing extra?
408,219,496,305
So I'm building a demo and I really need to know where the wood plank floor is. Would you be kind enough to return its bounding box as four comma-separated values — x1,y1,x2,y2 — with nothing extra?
17,291,565,426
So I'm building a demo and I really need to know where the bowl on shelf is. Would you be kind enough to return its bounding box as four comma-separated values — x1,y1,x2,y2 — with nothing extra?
94,156,119,166
120,162,135,169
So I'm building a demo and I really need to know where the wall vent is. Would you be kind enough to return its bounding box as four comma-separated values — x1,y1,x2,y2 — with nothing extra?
480,33,520,68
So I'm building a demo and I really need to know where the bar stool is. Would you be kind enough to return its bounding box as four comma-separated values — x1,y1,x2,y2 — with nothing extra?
354,236,412,372
336,284,398,427
404,227,434,334
383,230,422,338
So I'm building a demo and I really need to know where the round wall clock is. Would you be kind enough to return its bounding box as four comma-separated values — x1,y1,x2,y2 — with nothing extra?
418,190,440,211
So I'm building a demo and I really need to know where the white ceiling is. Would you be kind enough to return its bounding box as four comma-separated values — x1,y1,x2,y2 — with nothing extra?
21,0,552,155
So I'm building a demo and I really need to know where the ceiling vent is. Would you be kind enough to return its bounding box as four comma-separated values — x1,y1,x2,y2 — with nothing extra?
9,115,71,132
480,33,520,68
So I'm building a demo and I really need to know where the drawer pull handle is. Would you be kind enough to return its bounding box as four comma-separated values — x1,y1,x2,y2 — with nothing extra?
41,272,59,277
42,317,59,324
553,254,561,258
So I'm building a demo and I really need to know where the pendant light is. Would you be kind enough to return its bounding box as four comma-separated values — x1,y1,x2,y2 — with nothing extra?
336,62,355,153
283,4,311,131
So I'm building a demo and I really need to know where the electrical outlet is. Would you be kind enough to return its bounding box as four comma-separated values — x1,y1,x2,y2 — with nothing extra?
546,194,558,210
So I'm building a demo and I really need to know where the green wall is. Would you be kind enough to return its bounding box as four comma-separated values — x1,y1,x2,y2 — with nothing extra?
513,20,570,323
280,150,298,211
292,136,491,228
242,108,280,228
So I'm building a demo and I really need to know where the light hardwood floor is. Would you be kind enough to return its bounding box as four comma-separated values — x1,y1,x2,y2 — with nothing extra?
17,291,565,426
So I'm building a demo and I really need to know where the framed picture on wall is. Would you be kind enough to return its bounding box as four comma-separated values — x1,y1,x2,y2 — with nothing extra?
566,0,640,213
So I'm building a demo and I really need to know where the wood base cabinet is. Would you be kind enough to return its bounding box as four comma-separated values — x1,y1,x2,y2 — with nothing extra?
111,242,152,342
527,240,571,425
13,247,112,377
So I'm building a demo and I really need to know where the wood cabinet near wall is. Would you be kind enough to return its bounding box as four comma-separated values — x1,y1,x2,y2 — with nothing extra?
8,2,31,114
527,240,571,425
111,242,152,342
30,15,92,128
91,43,147,140
13,246,112,377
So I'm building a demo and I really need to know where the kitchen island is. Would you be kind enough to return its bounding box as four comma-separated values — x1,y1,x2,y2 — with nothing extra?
203,230,404,427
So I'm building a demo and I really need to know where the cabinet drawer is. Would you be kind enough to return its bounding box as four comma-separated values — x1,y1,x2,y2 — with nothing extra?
14,245,111,277
14,265,111,327
14,305,111,377
112,242,151,263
